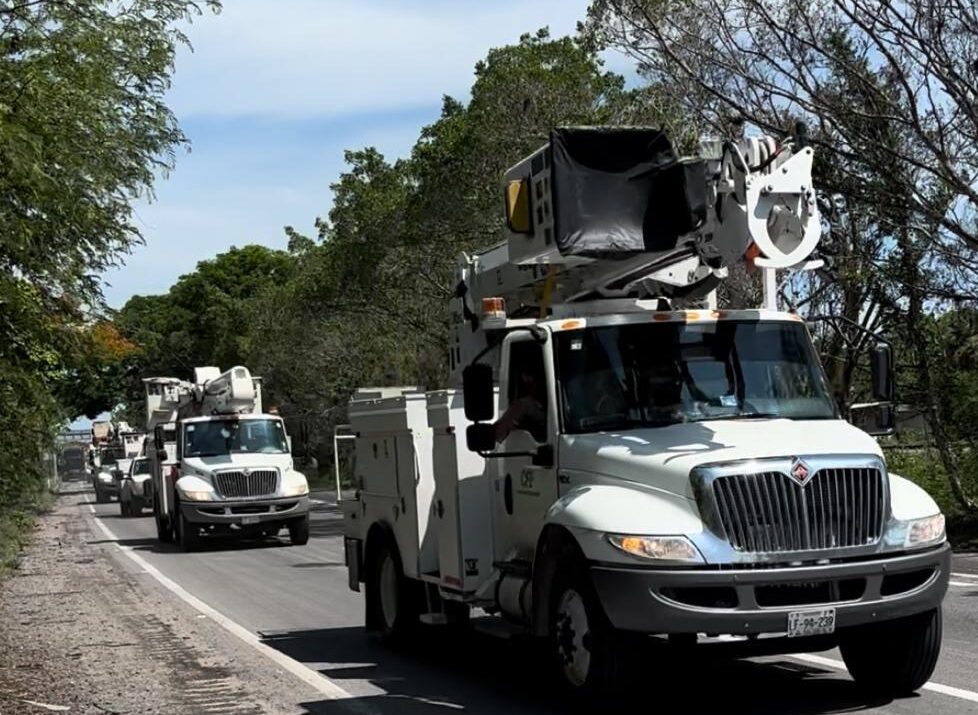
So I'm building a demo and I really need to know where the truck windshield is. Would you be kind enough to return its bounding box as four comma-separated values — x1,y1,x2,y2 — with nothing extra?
132,459,150,475
99,446,124,467
556,320,837,433
183,419,288,457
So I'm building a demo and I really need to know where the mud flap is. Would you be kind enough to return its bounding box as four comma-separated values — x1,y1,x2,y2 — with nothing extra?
345,537,362,592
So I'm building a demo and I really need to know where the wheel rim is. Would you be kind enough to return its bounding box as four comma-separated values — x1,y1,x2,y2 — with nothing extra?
555,588,591,688
378,552,399,631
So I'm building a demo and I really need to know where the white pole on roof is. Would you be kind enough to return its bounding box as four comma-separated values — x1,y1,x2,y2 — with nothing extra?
333,425,355,502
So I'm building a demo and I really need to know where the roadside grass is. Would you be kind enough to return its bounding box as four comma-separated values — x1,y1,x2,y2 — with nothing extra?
0,487,53,578
298,461,355,496
885,448,978,549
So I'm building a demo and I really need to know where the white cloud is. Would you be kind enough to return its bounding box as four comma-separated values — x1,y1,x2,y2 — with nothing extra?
170,0,590,118
103,0,609,306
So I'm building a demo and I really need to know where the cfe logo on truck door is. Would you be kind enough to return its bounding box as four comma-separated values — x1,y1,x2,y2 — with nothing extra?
517,469,540,497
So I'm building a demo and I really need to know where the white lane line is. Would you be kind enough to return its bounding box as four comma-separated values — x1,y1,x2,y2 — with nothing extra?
85,501,370,712
950,580,976,587
791,653,978,703
951,572,978,580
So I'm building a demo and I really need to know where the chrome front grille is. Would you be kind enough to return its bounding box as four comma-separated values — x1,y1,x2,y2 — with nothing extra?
213,469,278,498
712,467,885,553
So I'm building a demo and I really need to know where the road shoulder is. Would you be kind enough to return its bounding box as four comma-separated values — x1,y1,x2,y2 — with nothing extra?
0,487,323,714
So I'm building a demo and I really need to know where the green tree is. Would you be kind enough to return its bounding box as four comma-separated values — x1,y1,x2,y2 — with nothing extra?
115,244,293,422
587,0,978,514
247,29,680,465
0,0,220,532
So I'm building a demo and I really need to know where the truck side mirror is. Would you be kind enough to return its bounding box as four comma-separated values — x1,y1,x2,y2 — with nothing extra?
849,403,896,437
463,364,495,422
466,423,497,453
870,344,894,402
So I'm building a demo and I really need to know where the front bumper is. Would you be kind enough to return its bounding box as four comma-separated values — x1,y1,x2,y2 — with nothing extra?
590,544,950,635
96,481,120,496
179,495,309,526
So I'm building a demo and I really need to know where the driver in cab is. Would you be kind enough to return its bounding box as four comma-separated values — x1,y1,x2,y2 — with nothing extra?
494,366,546,444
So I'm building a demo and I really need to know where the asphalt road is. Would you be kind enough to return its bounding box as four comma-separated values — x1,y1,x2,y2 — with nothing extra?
83,490,978,715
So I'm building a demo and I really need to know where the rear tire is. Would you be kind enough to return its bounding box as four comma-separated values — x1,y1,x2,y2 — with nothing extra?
840,608,943,696
365,535,419,642
175,503,201,552
132,497,143,514
288,515,310,546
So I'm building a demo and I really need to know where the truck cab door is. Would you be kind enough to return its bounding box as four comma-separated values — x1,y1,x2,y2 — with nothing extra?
493,332,558,562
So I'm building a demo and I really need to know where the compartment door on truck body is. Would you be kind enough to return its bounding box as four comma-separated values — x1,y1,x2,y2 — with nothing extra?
152,423,177,515
350,391,436,581
494,333,559,562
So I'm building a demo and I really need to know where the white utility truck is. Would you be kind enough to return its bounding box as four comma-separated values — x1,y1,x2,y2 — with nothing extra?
340,127,949,697
144,366,310,551
91,421,131,503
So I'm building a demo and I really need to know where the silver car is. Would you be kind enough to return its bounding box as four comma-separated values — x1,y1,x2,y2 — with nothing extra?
118,458,150,517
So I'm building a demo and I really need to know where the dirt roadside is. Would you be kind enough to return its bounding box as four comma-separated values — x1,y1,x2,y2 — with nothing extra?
0,485,327,715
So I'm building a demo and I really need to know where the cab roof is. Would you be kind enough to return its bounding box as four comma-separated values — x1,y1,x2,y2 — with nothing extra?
539,308,806,332
179,413,281,424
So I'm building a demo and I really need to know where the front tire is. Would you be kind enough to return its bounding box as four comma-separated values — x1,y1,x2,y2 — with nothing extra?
288,515,310,546
549,558,625,697
840,608,943,696
365,536,418,642
175,503,201,552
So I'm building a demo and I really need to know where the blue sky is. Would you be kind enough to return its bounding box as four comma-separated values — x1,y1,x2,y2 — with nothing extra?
99,0,600,307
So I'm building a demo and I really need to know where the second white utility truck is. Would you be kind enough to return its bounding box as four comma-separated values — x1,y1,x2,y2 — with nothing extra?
340,126,949,697
144,366,310,551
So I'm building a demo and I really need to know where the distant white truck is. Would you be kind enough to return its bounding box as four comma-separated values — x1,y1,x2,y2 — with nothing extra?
144,367,310,551
340,126,949,698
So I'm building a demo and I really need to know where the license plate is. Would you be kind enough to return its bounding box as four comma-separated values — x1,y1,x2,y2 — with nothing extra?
787,607,836,637
241,515,260,525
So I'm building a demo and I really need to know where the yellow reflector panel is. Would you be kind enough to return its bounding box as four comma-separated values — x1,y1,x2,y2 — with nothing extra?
505,179,532,234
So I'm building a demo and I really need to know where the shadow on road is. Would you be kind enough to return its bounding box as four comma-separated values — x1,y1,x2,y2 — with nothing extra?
260,623,902,715
88,537,161,549
309,518,346,540
291,561,346,569
87,533,294,554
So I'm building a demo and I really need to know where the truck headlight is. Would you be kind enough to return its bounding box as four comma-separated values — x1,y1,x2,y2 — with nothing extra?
607,534,704,563
885,513,946,549
905,514,945,548
98,473,113,482
282,476,309,497
177,478,217,502
180,489,216,502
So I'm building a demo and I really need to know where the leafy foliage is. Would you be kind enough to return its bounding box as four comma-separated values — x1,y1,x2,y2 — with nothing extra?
0,0,219,529
114,244,291,422
241,29,676,463
587,0,978,512
114,30,677,467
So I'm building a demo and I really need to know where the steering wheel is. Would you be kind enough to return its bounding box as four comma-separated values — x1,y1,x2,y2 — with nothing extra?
594,392,617,415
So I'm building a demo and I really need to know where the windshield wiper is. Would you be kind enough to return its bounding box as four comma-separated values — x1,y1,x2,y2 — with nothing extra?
189,451,229,457
697,412,783,421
